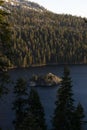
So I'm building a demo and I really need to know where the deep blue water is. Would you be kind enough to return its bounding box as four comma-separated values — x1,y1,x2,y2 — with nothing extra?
0,65,87,130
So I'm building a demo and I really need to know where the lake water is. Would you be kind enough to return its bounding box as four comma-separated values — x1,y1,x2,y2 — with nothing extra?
0,65,87,130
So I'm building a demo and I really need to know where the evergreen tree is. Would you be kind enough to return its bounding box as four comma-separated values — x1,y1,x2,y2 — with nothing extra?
0,0,10,97
0,0,11,60
12,78,27,130
22,88,47,130
74,103,85,130
52,66,75,130
2,1,87,67
0,70,10,97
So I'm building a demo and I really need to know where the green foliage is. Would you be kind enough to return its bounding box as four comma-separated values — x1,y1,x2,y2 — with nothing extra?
1,2,87,67
13,78,27,130
74,103,85,130
52,67,84,130
25,88,47,130
19,112,42,130
14,87,47,130
0,0,11,56
76,103,85,120
0,0,11,97
0,71,10,97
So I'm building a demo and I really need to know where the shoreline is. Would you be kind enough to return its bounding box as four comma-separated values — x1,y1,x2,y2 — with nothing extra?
7,63,87,71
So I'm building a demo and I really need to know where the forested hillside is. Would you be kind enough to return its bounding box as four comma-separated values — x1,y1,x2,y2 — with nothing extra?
2,0,87,67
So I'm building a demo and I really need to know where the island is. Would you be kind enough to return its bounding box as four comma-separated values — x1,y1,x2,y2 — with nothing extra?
29,73,62,87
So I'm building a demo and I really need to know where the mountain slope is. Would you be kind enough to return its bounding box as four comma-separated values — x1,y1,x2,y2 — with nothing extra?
2,0,87,67
4,0,46,12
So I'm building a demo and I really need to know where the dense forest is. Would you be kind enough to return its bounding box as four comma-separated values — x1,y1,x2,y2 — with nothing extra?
2,0,87,68
0,1,86,130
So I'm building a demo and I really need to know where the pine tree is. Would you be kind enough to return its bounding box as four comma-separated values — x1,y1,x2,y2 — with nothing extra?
74,103,85,130
0,0,10,54
22,88,47,130
12,78,27,130
0,0,10,97
52,66,75,130
0,70,10,97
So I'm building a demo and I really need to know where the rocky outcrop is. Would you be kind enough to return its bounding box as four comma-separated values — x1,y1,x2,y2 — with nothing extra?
29,73,62,87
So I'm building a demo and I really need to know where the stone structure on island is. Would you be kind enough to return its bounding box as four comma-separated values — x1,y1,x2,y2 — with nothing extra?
29,73,62,87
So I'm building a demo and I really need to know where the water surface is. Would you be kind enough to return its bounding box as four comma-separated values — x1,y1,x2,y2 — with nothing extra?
0,65,87,130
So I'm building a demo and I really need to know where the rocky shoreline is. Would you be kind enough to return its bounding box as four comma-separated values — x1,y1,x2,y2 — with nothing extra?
29,73,62,87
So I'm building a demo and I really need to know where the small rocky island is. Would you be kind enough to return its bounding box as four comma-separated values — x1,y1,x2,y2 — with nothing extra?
29,73,62,87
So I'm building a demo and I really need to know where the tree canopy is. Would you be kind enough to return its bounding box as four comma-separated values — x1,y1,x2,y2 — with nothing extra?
0,0,10,97
1,1,87,67
52,67,84,130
